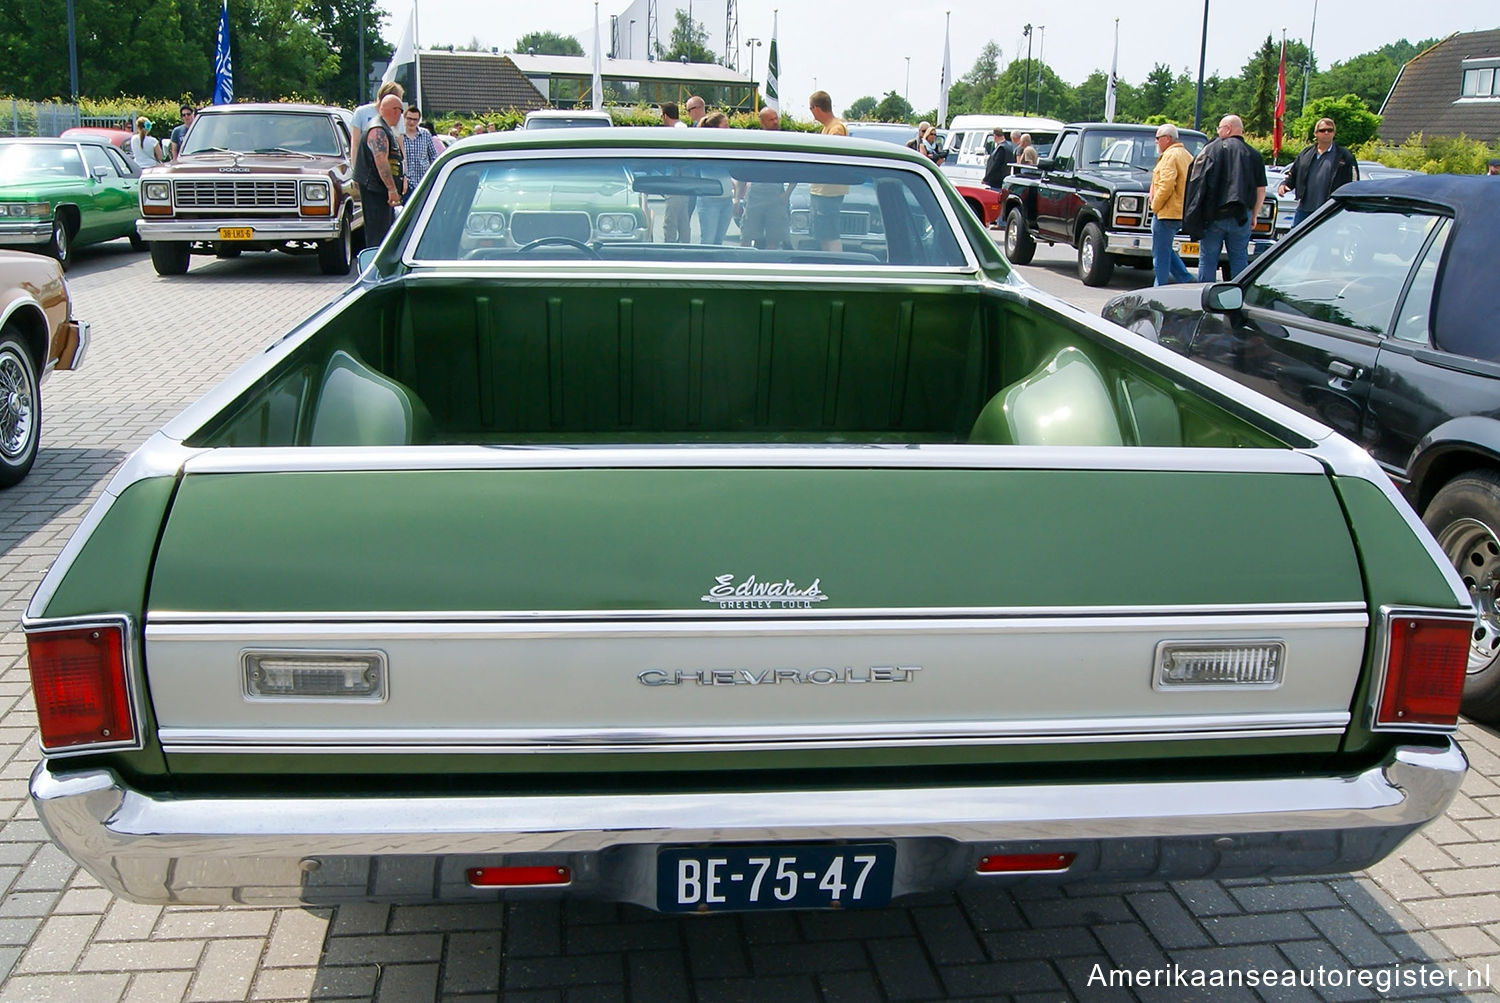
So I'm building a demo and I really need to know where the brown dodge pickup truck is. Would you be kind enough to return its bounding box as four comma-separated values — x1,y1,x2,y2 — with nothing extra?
136,103,363,276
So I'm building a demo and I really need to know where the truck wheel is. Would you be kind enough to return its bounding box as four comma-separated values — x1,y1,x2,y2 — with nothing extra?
46,217,72,270
1077,223,1114,286
1424,470,1500,724
0,326,40,487
149,241,191,276
318,216,353,275
1004,208,1036,265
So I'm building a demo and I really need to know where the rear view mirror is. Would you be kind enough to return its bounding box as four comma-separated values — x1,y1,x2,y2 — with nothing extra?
1037,157,1055,171
1201,283,1243,313
356,246,379,273
92,165,109,179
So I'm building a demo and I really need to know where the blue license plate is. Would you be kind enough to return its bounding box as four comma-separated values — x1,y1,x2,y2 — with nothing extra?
657,843,896,912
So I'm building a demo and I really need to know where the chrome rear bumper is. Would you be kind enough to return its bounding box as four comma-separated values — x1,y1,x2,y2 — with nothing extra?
31,742,1466,908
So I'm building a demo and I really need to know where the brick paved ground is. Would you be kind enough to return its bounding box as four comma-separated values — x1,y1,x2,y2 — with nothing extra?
0,241,1497,1001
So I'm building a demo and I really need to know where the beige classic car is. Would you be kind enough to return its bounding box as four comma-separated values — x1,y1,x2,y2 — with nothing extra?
0,250,88,486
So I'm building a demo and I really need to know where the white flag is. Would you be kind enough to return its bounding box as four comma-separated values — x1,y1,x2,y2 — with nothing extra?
764,11,779,114
1104,19,1119,123
937,12,951,127
382,9,415,86
592,3,603,111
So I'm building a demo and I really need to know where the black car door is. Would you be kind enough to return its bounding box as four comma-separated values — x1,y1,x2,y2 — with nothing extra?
1186,203,1445,447
1365,218,1500,489
1036,131,1079,242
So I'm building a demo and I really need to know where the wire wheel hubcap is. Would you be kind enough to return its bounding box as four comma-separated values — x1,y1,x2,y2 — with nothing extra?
0,348,35,461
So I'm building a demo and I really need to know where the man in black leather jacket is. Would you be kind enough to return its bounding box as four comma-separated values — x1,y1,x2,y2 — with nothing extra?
1183,115,1266,281
982,128,1015,189
1279,118,1358,226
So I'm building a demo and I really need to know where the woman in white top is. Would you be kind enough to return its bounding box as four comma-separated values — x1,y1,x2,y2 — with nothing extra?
128,117,165,169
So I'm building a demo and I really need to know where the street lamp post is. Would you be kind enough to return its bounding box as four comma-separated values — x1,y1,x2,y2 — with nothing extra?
904,56,911,106
1022,25,1033,117
66,0,79,101
1302,0,1318,112
629,19,636,59
745,37,762,111
1194,0,1209,130
1035,26,1046,115
357,5,365,104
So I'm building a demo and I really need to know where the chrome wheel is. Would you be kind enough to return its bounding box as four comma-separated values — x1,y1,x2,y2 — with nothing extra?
1436,516,1500,675
1080,240,1095,272
0,334,39,484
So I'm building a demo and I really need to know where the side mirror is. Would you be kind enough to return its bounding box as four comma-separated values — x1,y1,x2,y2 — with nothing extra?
92,165,109,179
1037,157,1055,171
1201,282,1244,313
355,246,380,274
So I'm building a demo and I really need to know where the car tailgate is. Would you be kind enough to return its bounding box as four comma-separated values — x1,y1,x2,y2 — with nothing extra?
143,459,1370,769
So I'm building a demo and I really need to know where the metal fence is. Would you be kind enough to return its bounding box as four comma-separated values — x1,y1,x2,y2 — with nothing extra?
2,100,134,137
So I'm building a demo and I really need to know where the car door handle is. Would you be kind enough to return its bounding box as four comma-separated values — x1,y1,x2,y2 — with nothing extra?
1327,360,1363,380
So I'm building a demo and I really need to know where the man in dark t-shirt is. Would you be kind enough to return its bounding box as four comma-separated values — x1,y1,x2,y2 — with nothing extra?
982,128,1014,188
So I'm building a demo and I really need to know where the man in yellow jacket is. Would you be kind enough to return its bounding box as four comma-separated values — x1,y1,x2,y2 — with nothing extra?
1150,123,1195,286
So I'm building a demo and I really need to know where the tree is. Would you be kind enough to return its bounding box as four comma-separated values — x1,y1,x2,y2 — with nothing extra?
309,0,391,104
962,41,1001,95
845,95,879,121
1244,35,1277,135
656,10,714,63
1291,93,1380,148
516,31,583,57
1140,63,1174,120
872,91,913,123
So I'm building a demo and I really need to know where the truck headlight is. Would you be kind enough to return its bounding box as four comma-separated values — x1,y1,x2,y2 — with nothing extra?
300,181,330,203
1116,195,1143,214
142,182,171,203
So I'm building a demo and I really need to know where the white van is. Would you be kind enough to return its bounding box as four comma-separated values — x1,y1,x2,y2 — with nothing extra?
944,114,1065,168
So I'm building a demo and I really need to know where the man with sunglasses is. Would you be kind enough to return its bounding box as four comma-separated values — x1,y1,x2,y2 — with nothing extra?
168,106,196,161
1278,118,1358,228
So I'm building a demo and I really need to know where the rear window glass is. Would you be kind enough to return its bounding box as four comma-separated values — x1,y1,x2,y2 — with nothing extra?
410,154,968,268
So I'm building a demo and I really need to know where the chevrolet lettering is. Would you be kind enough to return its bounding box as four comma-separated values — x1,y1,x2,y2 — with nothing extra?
638,666,923,687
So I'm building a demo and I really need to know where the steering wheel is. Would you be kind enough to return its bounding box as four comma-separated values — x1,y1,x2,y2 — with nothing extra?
517,236,600,258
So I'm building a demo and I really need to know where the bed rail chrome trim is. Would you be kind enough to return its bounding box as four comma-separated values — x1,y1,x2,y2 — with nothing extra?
157,712,1352,754
144,608,1369,629
176,444,1330,476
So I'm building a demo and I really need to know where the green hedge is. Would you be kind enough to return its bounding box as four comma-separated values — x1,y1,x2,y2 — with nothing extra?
1354,133,1500,175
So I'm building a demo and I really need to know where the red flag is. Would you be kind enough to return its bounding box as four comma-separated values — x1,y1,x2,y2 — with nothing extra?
1273,38,1287,161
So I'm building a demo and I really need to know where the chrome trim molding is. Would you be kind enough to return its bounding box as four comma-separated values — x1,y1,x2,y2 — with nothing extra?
149,602,1374,626
22,615,145,758
176,443,1331,477
30,742,1467,906
1367,605,1477,734
156,712,1351,754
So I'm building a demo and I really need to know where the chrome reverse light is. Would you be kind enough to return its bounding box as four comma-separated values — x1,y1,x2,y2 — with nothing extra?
1153,640,1285,690
243,651,387,700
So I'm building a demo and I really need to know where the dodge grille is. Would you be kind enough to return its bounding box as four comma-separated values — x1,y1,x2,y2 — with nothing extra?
173,180,299,210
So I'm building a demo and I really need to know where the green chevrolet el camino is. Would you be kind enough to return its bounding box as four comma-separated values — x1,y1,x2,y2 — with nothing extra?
0,137,144,267
24,129,1474,913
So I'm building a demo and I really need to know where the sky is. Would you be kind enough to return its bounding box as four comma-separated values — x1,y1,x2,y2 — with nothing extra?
401,0,1494,120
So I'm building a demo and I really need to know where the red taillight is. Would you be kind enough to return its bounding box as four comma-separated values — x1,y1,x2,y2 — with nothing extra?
1375,613,1471,730
26,623,135,752
467,866,571,888
976,853,1076,874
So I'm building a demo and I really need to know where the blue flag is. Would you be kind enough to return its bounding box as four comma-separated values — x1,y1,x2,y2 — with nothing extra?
213,0,233,105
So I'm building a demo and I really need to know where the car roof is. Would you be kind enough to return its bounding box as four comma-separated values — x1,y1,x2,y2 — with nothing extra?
195,102,348,117
0,135,115,148
1332,174,1497,360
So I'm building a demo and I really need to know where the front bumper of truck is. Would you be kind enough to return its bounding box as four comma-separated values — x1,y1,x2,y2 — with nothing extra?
135,217,343,243
31,741,1467,909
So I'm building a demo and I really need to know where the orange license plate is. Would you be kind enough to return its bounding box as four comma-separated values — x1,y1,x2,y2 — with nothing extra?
218,227,253,240
1178,241,1199,257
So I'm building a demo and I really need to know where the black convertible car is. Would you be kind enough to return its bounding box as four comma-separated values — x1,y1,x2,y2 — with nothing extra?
1103,175,1500,722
